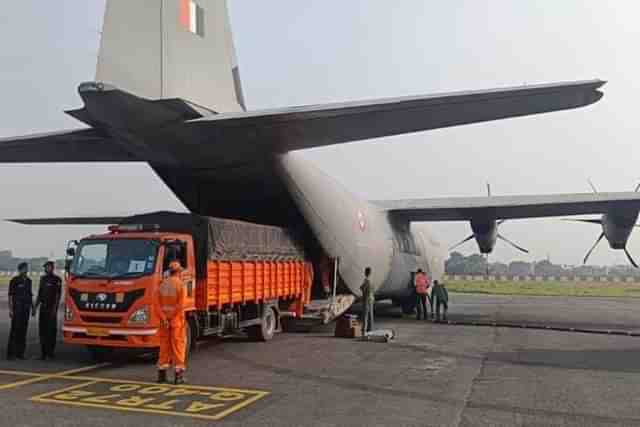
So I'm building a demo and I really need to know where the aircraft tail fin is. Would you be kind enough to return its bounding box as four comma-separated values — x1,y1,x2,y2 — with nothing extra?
96,0,245,113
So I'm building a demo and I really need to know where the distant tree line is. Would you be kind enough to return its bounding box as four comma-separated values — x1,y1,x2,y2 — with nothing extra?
445,251,640,278
0,250,64,273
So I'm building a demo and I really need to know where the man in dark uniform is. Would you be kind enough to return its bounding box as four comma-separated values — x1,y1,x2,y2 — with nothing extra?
432,280,449,322
360,267,374,336
34,261,62,360
7,262,33,360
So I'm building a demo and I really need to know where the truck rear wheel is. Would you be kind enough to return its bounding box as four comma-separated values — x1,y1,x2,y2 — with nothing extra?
249,306,277,342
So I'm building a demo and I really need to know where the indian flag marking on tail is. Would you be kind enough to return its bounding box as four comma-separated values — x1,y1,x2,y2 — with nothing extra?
180,0,205,37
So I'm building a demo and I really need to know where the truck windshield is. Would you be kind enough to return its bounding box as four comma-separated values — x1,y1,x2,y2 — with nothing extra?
71,239,159,279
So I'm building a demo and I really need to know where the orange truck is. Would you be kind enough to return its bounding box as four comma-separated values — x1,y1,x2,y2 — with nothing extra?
62,212,312,359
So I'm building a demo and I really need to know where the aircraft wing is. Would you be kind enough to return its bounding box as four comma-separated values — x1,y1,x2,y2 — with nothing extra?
373,192,640,222
0,129,133,162
183,79,605,153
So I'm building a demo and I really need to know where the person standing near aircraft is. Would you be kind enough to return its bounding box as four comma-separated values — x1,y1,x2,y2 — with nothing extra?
7,262,33,360
34,261,62,360
154,258,188,384
432,280,449,321
414,269,430,320
360,267,374,336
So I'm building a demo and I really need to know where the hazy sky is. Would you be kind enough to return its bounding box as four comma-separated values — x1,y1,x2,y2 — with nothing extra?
1,1,640,266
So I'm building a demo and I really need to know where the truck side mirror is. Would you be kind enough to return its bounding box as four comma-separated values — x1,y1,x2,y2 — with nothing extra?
64,259,72,274
66,247,76,257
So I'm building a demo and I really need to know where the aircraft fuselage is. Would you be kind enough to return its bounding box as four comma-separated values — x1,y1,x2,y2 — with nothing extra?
278,152,445,301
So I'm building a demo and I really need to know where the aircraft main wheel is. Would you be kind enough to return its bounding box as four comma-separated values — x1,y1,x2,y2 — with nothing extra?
249,307,277,342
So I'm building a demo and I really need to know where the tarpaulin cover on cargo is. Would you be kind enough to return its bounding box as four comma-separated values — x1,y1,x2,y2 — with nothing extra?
120,211,305,278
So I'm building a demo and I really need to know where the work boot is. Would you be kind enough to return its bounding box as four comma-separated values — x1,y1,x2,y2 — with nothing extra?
174,370,185,385
157,370,168,384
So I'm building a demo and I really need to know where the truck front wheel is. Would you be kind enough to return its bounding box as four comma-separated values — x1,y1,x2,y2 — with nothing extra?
185,319,194,359
249,306,277,342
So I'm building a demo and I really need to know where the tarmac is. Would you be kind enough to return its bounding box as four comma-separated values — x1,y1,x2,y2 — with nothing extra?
0,293,639,426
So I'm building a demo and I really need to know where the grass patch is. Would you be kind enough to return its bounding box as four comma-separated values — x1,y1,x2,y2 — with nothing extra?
0,277,9,286
446,280,640,298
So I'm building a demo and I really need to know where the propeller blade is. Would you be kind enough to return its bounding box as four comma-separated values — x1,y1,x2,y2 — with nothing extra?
588,178,598,193
449,234,475,251
487,183,491,197
561,218,602,225
497,234,529,253
635,183,640,192
583,232,605,264
625,248,639,268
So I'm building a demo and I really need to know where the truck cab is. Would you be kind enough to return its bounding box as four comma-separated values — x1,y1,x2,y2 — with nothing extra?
63,224,197,355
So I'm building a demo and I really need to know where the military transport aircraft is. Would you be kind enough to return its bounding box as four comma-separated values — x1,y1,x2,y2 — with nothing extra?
3,1,640,311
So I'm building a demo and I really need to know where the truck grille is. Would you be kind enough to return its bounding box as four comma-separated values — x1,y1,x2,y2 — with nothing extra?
70,288,145,313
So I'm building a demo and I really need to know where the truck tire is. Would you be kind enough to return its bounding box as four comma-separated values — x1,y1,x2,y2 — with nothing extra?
185,318,196,359
86,345,114,362
249,306,277,342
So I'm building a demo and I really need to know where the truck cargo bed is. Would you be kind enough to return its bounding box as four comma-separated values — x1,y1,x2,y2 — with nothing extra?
198,260,312,311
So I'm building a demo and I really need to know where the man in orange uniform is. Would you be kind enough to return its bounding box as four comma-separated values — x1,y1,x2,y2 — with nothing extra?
154,260,187,384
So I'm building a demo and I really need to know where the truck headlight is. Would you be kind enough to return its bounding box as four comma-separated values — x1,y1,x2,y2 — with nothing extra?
128,306,149,325
64,304,74,321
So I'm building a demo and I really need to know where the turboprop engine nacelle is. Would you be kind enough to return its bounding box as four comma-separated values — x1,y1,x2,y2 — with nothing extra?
602,211,638,249
568,207,640,267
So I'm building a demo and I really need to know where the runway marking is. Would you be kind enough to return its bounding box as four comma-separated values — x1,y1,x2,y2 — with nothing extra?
0,363,109,391
0,369,42,377
30,378,269,421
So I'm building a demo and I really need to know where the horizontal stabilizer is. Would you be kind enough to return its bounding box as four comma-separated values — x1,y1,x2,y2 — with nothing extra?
0,129,134,163
8,217,125,225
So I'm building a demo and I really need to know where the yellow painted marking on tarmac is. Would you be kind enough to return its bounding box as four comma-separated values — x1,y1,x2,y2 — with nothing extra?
29,378,270,421
211,390,270,420
0,368,264,394
0,369,43,378
30,380,99,400
47,374,267,394
0,363,109,391
145,399,180,410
